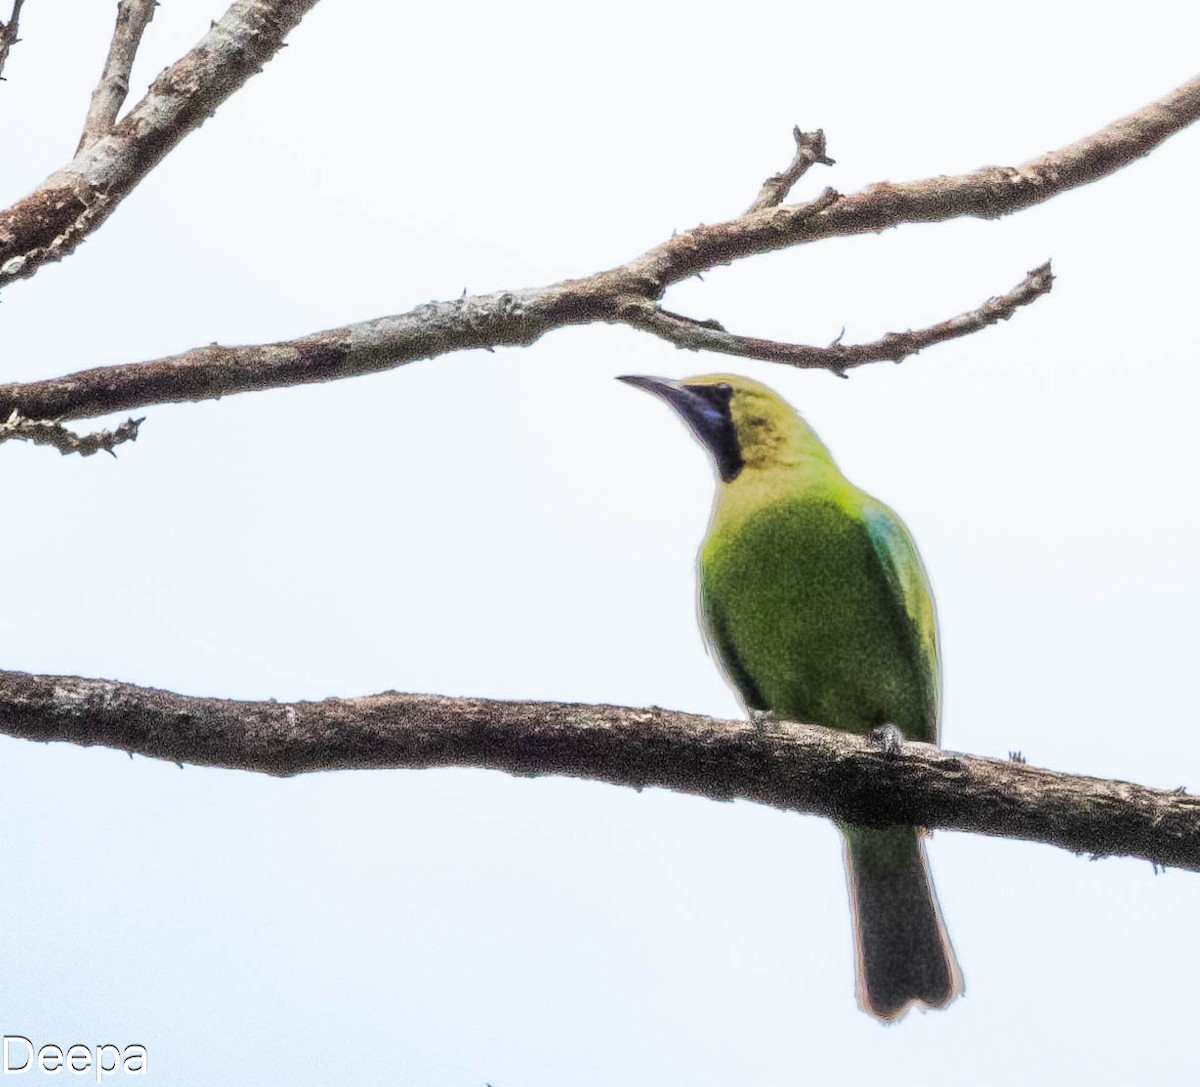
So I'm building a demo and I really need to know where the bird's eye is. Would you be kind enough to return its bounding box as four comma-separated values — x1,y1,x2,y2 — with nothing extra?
686,382,735,413
709,382,734,406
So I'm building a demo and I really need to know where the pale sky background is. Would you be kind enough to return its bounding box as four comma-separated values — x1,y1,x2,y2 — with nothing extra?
1,3,1198,1084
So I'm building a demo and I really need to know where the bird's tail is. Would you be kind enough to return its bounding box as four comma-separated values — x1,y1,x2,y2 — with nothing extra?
841,824,963,1022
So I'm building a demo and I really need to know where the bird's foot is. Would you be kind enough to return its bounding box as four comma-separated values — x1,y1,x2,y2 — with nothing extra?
869,723,904,758
749,708,777,736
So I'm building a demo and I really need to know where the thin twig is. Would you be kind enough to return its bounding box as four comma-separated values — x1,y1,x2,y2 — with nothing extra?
746,126,834,214
77,0,159,152
0,74,1197,420
624,262,1054,375
0,409,143,456
0,0,25,82
2,669,1198,871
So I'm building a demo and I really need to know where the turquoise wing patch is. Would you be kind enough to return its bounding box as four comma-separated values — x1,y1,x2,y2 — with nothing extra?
862,498,941,739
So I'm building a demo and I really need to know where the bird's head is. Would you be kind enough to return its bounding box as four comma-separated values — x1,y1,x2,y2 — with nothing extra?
617,372,832,482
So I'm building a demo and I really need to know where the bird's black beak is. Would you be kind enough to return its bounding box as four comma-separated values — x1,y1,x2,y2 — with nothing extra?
617,375,744,483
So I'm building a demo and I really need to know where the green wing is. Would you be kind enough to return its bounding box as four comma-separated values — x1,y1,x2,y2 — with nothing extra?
861,498,941,741
697,577,768,713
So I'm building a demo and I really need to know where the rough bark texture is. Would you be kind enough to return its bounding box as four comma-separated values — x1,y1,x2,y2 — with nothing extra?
0,0,24,82
624,263,1053,374
0,290,583,422
0,409,143,455
744,126,834,213
3,668,1197,872
76,0,159,152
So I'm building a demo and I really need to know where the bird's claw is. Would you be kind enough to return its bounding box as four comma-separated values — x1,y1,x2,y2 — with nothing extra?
870,723,904,758
750,708,776,736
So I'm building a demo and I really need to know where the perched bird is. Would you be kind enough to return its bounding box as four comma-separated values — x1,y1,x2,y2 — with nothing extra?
619,372,962,1022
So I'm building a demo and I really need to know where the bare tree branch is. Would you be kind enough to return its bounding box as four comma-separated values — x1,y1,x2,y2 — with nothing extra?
0,288,576,422
76,0,159,152
0,0,25,81
0,410,143,455
745,126,834,214
2,668,1198,871
0,0,320,287
621,72,1200,288
622,262,1054,374
2,73,1196,423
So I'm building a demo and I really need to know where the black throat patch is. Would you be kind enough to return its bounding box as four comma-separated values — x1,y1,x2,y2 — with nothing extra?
681,382,744,483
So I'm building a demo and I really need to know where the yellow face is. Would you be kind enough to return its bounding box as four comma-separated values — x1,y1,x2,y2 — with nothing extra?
618,372,833,484
682,374,829,473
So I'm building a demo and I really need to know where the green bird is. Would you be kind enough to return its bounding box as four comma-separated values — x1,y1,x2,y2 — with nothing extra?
619,372,962,1022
